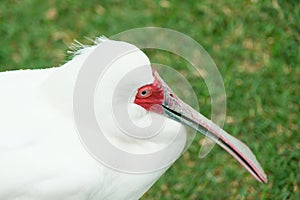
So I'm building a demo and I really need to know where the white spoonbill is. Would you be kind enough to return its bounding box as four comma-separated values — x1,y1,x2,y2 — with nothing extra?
0,37,267,200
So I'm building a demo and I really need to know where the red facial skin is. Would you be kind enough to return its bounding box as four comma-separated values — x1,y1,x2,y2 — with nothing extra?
134,73,165,114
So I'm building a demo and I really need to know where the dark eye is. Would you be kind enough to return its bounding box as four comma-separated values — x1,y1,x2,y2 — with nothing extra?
139,89,152,97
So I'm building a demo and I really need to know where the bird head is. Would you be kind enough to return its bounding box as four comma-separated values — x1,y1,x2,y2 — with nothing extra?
82,38,267,183
133,60,268,184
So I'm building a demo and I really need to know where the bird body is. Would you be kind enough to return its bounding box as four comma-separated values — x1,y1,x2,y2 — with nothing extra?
0,42,183,199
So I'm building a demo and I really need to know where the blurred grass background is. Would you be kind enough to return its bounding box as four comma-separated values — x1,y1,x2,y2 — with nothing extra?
0,0,299,199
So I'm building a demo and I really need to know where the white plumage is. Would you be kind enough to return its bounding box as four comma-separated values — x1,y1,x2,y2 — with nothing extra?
0,38,185,199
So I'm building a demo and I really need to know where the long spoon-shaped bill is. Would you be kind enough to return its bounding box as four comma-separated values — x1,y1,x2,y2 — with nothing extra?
161,83,267,183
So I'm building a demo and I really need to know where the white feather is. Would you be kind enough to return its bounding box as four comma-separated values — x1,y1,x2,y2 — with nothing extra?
0,39,186,199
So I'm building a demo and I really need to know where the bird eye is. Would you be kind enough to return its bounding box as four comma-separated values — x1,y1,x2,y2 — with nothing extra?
139,89,152,97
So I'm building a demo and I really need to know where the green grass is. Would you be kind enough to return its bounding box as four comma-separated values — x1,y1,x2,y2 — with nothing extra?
0,0,299,199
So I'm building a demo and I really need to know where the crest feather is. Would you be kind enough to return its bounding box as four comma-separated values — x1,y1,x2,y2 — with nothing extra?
67,36,109,57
